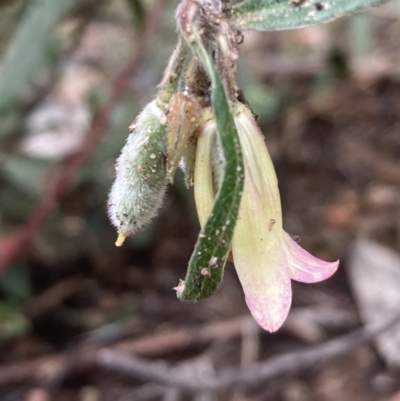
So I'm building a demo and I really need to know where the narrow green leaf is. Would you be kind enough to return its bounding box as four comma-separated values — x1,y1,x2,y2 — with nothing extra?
0,0,80,113
125,0,146,29
3,154,57,198
180,34,244,301
0,263,32,301
230,0,388,31
349,13,372,60
0,303,31,342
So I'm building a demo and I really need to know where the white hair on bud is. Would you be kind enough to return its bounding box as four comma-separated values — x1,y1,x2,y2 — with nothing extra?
108,100,168,237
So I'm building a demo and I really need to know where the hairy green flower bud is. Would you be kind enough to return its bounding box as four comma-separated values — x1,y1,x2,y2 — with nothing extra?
108,100,168,245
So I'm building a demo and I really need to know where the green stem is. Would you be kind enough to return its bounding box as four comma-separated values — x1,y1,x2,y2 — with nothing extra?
158,39,190,106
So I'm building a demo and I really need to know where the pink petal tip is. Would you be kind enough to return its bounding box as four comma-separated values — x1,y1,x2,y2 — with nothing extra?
284,232,339,284
173,283,185,294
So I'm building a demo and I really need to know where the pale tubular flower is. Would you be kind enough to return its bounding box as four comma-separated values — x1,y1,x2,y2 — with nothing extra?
194,104,338,332
194,116,217,228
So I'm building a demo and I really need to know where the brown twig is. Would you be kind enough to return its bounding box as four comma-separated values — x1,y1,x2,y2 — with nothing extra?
0,316,251,387
21,277,84,319
115,317,254,356
0,0,18,6
97,314,400,392
0,0,168,275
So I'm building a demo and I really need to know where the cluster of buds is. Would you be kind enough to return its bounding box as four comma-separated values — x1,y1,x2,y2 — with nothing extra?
108,0,338,332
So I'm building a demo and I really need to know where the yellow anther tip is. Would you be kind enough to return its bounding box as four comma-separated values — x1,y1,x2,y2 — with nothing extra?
115,234,126,247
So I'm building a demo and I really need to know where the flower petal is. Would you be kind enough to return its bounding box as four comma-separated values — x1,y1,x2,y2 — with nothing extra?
232,110,292,332
194,119,217,227
234,106,282,225
174,282,185,294
232,175,292,332
284,232,339,283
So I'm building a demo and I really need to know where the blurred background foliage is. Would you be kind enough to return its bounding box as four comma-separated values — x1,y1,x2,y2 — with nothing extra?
1,0,400,400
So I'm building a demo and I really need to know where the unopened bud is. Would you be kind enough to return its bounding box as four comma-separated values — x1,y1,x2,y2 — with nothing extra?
108,100,168,239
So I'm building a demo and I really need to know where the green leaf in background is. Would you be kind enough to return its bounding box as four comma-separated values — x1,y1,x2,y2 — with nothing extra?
349,13,373,60
0,302,31,342
0,0,79,114
179,34,244,301
125,0,146,30
230,0,388,31
3,154,57,198
0,263,32,301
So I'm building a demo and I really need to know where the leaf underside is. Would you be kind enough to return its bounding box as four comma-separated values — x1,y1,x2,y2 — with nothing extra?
230,0,388,31
180,38,244,301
